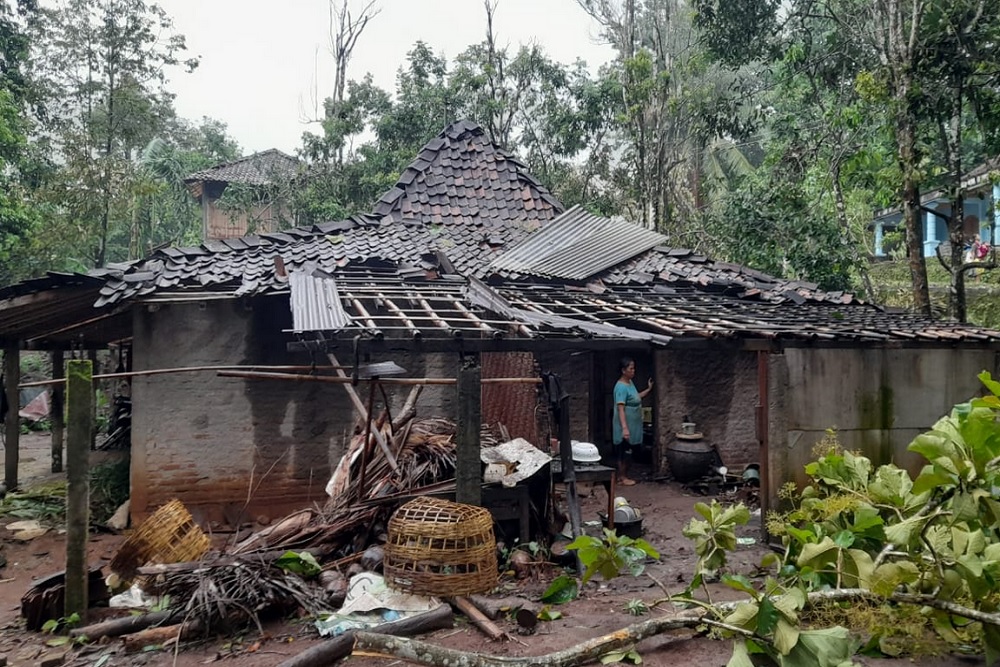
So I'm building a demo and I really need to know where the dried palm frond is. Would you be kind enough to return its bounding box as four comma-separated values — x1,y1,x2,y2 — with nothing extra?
155,555,327,633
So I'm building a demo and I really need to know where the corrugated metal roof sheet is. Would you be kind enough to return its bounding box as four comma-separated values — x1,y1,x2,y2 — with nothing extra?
489,206,667,280
288,271,352,333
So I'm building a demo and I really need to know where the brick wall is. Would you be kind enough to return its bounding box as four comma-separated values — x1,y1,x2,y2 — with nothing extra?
130,295,464,523
654,348,758,476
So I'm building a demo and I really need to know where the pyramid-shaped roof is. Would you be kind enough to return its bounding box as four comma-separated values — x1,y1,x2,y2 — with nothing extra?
185,149,300,187
369,119,564,275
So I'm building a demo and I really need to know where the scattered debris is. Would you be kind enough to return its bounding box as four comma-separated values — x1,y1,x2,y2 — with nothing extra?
106,500,130,531
20,568,108,631
5,520,48,542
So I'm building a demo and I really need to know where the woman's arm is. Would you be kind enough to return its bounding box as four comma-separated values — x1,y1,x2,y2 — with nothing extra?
639,378,654,399
617,402,630,441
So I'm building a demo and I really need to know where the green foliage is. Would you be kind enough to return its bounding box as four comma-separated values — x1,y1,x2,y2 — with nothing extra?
684,372,1000,664
565,529,660,584
274,551,321,578
625,598,649,616
599,648,642,664
537,606,562,621
682,500,751,579
41,612,87,645
0,482,66,523
540,574,578,605
90,458,130,524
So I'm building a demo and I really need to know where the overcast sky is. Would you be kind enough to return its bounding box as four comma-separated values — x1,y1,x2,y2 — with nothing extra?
158,0,616,155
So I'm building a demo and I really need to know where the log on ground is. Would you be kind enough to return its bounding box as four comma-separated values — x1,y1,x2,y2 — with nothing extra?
275,602,454,667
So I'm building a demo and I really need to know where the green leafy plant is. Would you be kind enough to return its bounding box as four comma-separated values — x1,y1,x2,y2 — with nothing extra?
678,371,1000,665
565,529,660,584
0,482,67,523
41,612,87,646
681,499,751,587
625,598,649,616
599,648,642,664
540,574,579,604
274,551,321,577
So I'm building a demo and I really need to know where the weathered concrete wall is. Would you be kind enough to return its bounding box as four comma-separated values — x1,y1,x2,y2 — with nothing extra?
767,347,999,508
131,296,462,523
654,348,759,476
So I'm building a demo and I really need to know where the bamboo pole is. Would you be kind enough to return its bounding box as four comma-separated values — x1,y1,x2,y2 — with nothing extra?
325,352,399,473
4,344,19,489
18,364,355,388
216,370,541,385
22,366,545,389
456,355,481,506
51,350,64,473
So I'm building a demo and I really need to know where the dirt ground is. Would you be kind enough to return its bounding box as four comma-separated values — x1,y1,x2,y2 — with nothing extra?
0,434,988,667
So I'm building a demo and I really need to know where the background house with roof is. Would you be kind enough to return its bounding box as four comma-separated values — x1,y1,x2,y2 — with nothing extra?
2,120,1000,526
873,158,1000,257
184,149,300,241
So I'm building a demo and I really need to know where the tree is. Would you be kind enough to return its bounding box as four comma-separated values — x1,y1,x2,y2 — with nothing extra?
578,0,760,235
29,0,198,268
0,0,43,285
131,117,241,256
919,0,1000,321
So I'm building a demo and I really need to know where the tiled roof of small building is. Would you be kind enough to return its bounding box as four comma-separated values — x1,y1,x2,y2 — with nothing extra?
184,149,300,186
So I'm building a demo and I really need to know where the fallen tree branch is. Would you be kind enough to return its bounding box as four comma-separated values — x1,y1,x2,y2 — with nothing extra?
348,585,1000,667
122,620,203,653
70,609,181,640
809,588,1000,627
275,603,453,667
353,613,703,667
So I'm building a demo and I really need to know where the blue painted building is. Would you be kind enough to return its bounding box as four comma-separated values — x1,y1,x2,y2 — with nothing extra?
873,162,999,258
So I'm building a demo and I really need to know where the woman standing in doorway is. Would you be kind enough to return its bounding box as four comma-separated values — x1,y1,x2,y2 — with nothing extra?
612,357,653,486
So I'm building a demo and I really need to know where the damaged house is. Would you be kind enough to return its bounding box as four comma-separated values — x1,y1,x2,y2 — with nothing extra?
2,120,1000,527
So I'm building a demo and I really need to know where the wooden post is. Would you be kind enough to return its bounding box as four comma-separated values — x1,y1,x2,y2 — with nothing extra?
87,349,98,449
65,359,92,620
455,354,481,506
557,393,583,540
51,350,64,473
4,344,19,490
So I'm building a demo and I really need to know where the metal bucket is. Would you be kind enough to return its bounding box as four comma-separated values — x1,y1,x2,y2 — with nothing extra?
665,438,716,483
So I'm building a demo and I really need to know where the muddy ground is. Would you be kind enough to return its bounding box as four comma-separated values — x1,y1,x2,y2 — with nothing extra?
0,434,988,667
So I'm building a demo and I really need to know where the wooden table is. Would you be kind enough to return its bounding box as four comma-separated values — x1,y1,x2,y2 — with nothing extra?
481,484,531,544
550,460,617,528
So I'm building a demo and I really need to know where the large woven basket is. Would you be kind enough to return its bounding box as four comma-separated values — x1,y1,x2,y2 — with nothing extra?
109,499,210,583
384,497,498,596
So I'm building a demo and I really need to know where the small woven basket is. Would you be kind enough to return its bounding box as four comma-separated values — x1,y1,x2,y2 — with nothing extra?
109,499,210,584
384,497,498,596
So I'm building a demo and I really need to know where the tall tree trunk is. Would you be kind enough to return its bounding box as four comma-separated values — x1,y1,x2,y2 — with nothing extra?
945,76,967,321
899,119,929,314
98,66,115,268
889,0,930,314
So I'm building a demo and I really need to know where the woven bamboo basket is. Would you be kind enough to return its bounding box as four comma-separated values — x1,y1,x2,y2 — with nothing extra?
384,497,498,596
109,499,210,583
